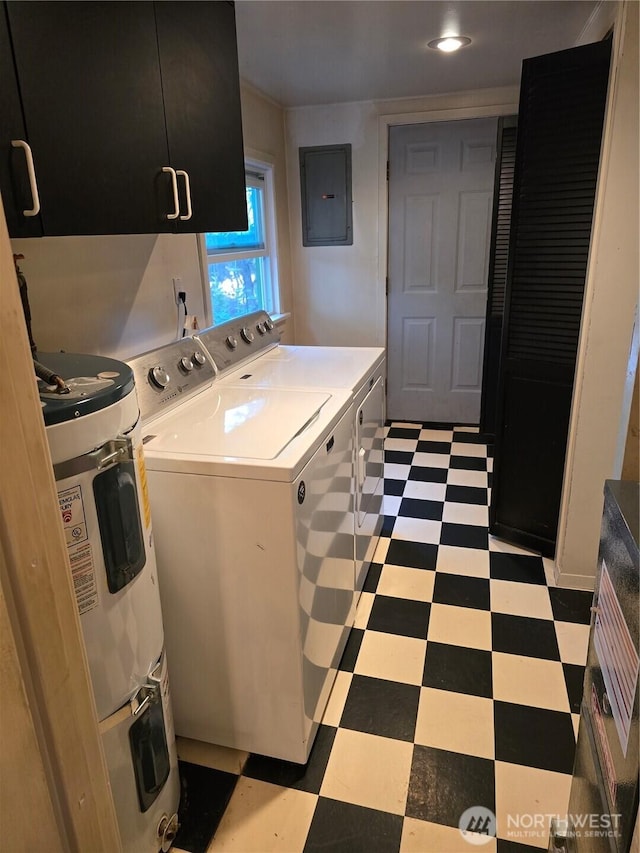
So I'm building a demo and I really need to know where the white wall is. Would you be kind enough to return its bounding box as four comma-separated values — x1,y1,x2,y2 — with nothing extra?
286,100,381,347
10,83,293,360
12,232,205,360
285,87,519,348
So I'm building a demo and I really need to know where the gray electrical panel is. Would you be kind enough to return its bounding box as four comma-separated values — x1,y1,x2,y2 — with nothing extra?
299,144,352,246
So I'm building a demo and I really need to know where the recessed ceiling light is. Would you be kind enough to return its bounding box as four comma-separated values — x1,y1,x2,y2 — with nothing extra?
427,36,472,53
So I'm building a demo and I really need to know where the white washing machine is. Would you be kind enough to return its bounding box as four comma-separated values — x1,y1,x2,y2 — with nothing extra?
39,351,179,853
128,338,356,763
196,311,386,593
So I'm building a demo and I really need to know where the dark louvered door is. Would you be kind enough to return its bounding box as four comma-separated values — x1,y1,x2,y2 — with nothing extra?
480,117,517,437
489,39,611,557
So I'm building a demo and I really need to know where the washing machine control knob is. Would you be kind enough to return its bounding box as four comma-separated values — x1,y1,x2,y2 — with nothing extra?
226,335,238,350
240,327,255,343
149,366,170,389
179,356,194,373
192,351,207,366
264,318,275,332
256,322,266,335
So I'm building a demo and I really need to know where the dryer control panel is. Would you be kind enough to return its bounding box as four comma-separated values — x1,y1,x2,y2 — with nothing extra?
127,338,216,424
196,310,280,376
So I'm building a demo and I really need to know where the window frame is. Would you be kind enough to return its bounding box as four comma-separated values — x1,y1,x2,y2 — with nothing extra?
199,156,280,328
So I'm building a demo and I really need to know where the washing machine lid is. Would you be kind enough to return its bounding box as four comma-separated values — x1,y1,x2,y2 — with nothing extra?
37,352,135,426
144,385,333,461
220,345,385,393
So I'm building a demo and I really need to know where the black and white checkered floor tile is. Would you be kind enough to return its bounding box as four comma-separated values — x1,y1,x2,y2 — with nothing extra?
173,423,594,853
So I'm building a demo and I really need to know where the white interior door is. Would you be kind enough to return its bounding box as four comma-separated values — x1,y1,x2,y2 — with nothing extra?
387,118,497,423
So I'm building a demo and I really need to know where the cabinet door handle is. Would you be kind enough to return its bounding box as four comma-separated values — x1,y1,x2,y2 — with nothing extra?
176,169,193,221
11,140,41,216
162,166,180,220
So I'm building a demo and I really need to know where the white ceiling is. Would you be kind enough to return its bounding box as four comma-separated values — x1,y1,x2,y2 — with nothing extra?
234,0,601,108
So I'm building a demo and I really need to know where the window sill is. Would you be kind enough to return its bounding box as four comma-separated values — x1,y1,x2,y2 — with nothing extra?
271,312,290,330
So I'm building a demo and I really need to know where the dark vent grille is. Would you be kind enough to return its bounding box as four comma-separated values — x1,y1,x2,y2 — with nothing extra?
505,50,611,366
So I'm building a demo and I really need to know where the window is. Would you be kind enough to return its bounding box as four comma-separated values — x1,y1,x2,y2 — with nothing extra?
200,163,279,326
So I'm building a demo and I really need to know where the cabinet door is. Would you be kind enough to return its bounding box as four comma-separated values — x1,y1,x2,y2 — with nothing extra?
6,1,173,235
155,1,248,234
0,4,42,237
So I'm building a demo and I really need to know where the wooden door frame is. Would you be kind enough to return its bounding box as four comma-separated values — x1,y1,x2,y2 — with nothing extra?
0,195,121,850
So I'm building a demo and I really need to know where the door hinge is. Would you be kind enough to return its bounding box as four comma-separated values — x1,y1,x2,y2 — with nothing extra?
386,161,390,181
385,276,389,296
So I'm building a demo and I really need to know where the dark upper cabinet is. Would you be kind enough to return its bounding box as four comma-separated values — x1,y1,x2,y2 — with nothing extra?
0,1,246,237
0,3,41,237
156,1,247,234
4,1,169,236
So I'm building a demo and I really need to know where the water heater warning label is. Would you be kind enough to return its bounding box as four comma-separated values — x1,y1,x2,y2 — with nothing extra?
69,542,98,615
57,484,88,547
57,485,97,614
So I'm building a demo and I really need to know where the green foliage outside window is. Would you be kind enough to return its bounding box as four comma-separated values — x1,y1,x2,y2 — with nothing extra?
205,185,268,324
